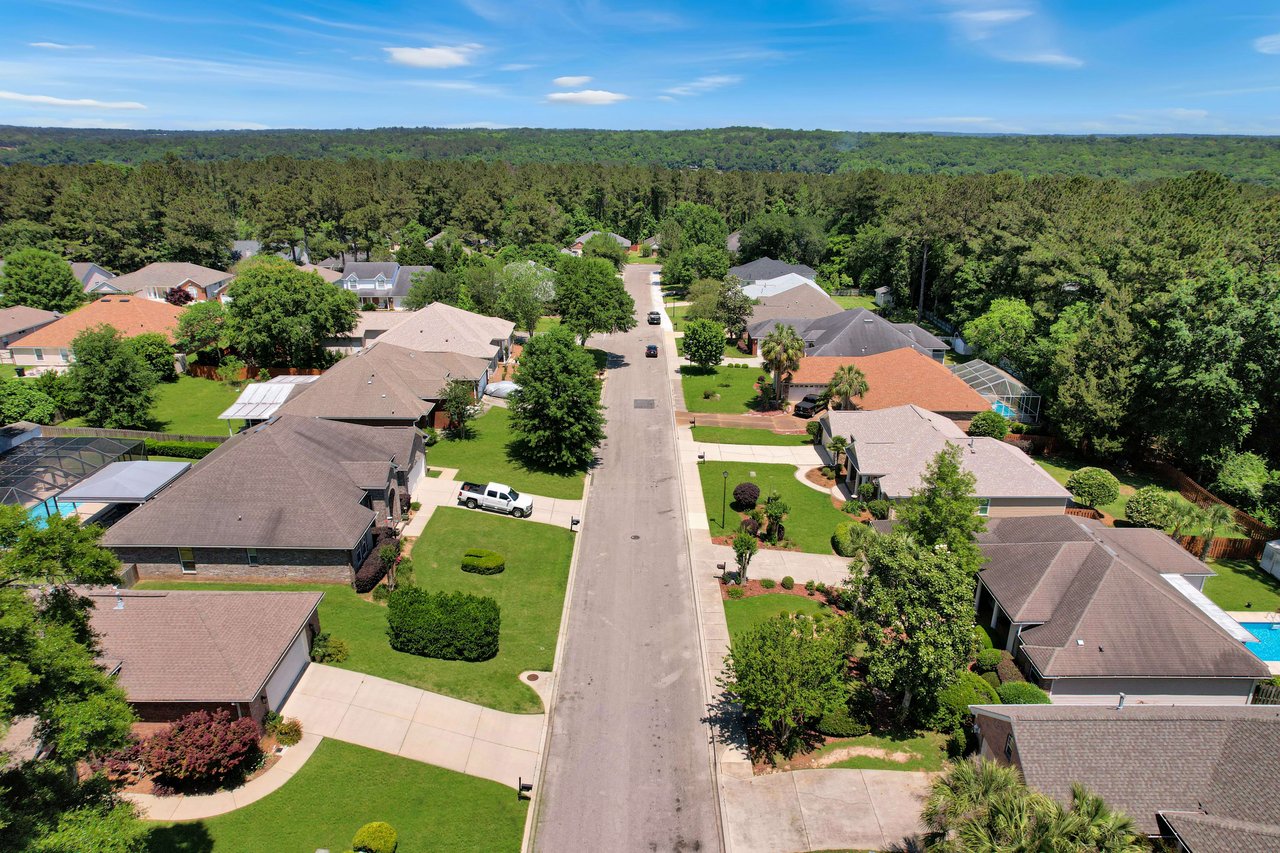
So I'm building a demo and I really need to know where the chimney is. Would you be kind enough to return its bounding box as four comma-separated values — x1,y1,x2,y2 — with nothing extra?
1117,692,1126,710
113,585,124,610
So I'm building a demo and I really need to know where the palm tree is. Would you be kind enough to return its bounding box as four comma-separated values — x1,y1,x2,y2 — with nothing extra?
759,324,804,406
1166,498,1203,542
1195,502,1239,562
827,435,849,474
1061,783,1145,852
827,363,869,410
921,757,1026,842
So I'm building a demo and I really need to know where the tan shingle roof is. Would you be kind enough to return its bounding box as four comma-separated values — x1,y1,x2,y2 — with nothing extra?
791,349,989,415
0,306,61,340
746,287,841,327
10,297,185,348
88,588,321,703
376,302,514,360
107,262,231,294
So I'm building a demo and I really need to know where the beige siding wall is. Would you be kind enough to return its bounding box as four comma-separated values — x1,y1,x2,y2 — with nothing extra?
9,347,71,371
1047,677,1257,706
987,497,1069,518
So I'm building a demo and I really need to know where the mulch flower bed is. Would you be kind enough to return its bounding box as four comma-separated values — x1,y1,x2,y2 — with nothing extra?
805,467,836,488
719,578,830,601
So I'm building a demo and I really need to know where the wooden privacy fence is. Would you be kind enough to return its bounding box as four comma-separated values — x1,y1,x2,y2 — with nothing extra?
1176,535,1267,562
186,364,323,382
1147,460,1278,542
38,425,228,444
1254,683,1280,706
1065,507,1103,521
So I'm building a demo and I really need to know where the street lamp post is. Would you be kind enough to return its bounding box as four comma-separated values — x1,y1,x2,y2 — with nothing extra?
721,470,729,530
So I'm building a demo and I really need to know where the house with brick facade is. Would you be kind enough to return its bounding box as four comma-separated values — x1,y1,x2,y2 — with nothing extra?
88,587,321,725
102,415,423,584
969,703,1280,851
105,262,234,303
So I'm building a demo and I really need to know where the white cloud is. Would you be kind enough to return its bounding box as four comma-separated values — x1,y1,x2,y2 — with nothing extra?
411,79,506,97
30,41,74,49
553,75,592,87
500,63,535,71
545,89,629,105
950,9,1032,27
384,44,482,69
657,95,675,102
1255,33,1280,55
0,90,145,110
665,74,741,96
1013,51,1084,68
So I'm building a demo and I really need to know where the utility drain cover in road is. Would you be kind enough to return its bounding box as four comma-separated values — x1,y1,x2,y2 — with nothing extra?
633,399,655,409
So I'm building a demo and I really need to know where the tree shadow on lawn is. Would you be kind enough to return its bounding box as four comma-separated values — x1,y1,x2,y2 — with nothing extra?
144,822,215,853
503,438,599,477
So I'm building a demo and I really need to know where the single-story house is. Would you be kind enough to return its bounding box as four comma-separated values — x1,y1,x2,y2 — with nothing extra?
335,262,431,311
7,296,185,374
728,257,822,300
324,310,412,354
744,286,841,335
787,348,990,421
0,306,61,360
973,514,1270,704
822,404,1069,515
102,415,424,584
89,587,322,725
969,703,1280,850
298,262,342,283
567,231,631,256
105,262,234,303
231,240,261,261
746,308,949,361
276,342,489,429
374,301,515,371
69,262,117,294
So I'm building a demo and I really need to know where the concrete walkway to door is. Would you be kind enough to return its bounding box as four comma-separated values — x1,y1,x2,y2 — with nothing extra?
281,664,543,789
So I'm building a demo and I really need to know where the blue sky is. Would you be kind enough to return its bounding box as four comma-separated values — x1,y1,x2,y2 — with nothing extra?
2,0,1278,133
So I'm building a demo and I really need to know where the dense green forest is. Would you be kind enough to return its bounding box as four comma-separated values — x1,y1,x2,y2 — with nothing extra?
1,125,1279,184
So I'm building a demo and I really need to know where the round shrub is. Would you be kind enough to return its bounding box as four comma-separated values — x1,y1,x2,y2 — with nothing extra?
352,821,398,853
272,717,303,746
726,586,745,599
461,548,506,575
1065,466,1121,509
976,648,1003,672
996,651,1025,684
997,682,1051,705
815,706,869,738
833,519,875,558
759,578,776,589
981,671,1001,692
732,482,760,509
931,670,1001,732
1125,486,1174,529
740,517,760,537
967,410,1010,440
386,587,500,662
866,499,891,520
858,482,877,502
310,632,350,663
780,575,794,590
974,624,994,651
806,420,823,442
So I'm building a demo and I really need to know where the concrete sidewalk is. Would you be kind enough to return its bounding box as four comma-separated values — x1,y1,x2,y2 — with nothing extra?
684,436,830,467
282,664,542,789
678,410,810,432
407,468,583,536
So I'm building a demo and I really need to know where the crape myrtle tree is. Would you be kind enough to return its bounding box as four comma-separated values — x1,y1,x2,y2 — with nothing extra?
225,256,358,369
554,256,635,345
509,324,605,470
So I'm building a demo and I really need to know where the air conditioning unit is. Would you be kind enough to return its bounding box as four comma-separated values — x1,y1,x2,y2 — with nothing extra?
1262,541,1280,580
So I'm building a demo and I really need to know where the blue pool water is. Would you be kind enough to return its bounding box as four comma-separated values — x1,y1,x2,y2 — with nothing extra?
27,501,79,527
1242,622,1280,661
992,400,1017,418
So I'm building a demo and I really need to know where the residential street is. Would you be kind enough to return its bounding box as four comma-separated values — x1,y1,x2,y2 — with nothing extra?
533,265,723,851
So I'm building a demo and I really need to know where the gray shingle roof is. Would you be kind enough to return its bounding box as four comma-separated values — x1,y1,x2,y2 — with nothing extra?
0,306,61,340
729,257,817,283
101,415,417,550
88,588,321,703
970,703,1280,841
747,308,947,359
107,262,232,294
376,302,514,360
574,230,630,247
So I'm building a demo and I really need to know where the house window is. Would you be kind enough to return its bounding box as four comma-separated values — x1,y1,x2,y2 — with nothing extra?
178,547,197,574
1004,733,1014,761
58,349,69,362
976,499,990,517
33,348,43,361
246,548,258,567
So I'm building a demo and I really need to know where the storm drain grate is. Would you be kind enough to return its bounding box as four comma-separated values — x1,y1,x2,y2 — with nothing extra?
633,399,655,409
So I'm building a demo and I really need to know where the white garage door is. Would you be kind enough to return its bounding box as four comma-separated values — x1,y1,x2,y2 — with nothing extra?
406,456,426,496
265,631,311,710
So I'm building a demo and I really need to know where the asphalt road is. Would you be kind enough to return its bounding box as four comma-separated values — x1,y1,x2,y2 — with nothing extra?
533,265,722,852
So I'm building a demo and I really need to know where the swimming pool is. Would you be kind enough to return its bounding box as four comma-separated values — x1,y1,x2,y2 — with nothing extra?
26,501,79,527
1242,621,1280,661
992,400,1017,419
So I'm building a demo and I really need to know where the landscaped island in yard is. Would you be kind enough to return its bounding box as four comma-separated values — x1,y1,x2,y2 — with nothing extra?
700,461,846,554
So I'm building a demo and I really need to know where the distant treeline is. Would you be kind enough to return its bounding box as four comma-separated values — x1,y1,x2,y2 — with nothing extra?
1,125,1278,184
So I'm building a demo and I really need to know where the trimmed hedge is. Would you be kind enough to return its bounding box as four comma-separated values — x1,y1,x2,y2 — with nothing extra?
732,482,760,509
967,410,1009,439
144,439,221,459
386,587,500,662
976,648,1003,672
997,681,1051,704
354,529,398,593
866,499,891,520
815,705,869,738
932,670,1000,732
981,671,1001,692
461,548,506,575
974,624,995,650
352,821,398,853
996,651,1025,684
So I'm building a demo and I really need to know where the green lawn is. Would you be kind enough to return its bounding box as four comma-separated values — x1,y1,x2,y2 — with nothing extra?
426,407,586,500
675,336,743,360
691,426,810,446
144,739,526,853
64,375,239,437
626,252,659,265
701,461,845,554
1203,558,1280,612
0,364,17,380
831,294,877,311
533,315,561,334
724,593,829,638
815,731,948,772
145,455,198,464
680,365,763,413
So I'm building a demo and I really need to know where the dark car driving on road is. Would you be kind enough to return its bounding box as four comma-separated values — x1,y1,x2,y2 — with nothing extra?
793,394,826,418
645,344,658,358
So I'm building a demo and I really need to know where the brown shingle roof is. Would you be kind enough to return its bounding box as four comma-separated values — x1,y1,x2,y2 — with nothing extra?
107,262,231,294
791,349,989,415
376,302,514,360
88,588,321,703
971,704,1280,839
746,287,841,327
102,415,418,550
9,297,184,348
0,306,61,340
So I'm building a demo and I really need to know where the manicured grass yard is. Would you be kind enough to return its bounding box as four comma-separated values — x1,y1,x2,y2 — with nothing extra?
816,731,948,772
831,294,878,311
534,315,561,334
691,425,810,446
701,461,846,554
724,593,829,638
1203,558,1280,612
0,364,18,380
675,335,743,360
427,407,586,500
144,739,526,853
64,375,240,437
680,365,763,413
137,509,572,714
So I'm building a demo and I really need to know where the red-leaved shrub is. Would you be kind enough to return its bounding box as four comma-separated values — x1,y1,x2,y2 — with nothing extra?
143,709,261,785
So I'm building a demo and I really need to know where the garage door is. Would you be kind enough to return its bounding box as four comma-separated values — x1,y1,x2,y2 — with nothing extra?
406,456,426,495
265,631,311,710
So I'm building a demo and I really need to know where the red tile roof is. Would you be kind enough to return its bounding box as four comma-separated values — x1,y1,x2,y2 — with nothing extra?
791,348,989,414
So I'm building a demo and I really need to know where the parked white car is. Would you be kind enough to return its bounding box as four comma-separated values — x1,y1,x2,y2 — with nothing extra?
456,481,534,518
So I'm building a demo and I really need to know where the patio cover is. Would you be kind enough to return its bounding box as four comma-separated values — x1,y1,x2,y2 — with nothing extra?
219,376,319,421
56,460,190,504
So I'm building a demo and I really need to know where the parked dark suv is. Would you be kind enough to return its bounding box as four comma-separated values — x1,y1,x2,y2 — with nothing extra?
647,310,662,325
793,394,826,418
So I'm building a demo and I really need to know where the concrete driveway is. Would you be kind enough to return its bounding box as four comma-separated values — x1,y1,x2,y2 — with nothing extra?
281,664,542,788
406,468,583,536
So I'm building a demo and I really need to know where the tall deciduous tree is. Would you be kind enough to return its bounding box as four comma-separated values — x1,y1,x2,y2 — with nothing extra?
961,297,1035,367
658,202,728,256
682,318,726,369
895,444,987,570
554,256,635,345
67,325,157,429
496,261,555,334
582,233,627,270
509,325,605,470
737,208,825,267
661,244,730,289
173,300,226,362
714,277,754,340
440,378,477,438
225,256,358,368
128,332,177,383
0,247,84,313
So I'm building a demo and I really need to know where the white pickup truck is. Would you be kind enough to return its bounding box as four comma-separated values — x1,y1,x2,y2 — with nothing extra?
456,481,534,518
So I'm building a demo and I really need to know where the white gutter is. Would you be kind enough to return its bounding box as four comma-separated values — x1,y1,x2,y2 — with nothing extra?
1162,574,1259,643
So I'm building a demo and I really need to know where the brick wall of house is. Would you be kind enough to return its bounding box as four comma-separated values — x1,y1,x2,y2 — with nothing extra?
132,698,268,727
975,714,1019,767
114,546,354,584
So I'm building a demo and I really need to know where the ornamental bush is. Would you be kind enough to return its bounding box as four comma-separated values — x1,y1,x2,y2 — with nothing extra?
354,529,398,592
1065,466,1121,509
143,709,261,786
143,439,220,459
996,651,1025,684
832,519,875,558
858,482,877,502
780,575,794,590
974,625,994,650
726,586,745,599
815,705,869,738
386,587,500,662
997,681,1051,704
976,648,1003,672
967,410,1010,439
461,548,506,575
931,670,1001,732
759,578,776,589
310,631,350,663
1125,485,1174,529
264,712,303,746
806,420,823,442
732,482,760,509
740,517,760,537
352,821,398,853
866,499,891,520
